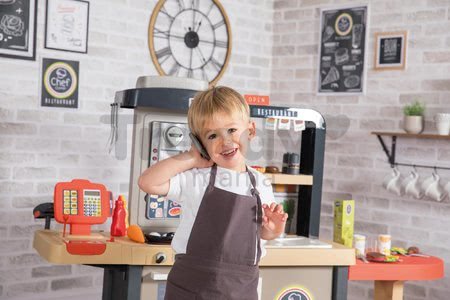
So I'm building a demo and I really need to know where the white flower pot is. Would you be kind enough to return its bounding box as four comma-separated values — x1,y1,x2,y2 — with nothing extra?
403,116,424,134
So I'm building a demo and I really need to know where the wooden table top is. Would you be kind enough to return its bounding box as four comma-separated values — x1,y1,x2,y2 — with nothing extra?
348,256,444,281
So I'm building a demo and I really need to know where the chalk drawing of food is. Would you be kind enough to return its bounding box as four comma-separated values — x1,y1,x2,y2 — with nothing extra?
0,14,24,36
322,26,334,42
344,75,360,88
321,66,340,86
335,48,349,65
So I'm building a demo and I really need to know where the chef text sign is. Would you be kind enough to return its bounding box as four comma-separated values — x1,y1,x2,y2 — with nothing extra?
41,58,79,108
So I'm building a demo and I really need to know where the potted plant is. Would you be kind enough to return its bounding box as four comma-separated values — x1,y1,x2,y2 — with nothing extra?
403,101,425,134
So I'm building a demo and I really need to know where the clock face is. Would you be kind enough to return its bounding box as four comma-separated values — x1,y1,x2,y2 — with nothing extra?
148,0,232,85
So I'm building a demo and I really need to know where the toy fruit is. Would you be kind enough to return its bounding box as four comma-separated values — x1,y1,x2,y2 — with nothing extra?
127,224,145,243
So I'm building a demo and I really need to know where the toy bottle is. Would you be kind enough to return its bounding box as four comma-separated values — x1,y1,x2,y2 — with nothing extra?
111,195,127,237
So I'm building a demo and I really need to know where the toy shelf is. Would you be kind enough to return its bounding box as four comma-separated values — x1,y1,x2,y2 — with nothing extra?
265,173,313,185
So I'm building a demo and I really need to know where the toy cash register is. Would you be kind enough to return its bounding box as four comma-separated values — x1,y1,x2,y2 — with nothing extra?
54,179,111,236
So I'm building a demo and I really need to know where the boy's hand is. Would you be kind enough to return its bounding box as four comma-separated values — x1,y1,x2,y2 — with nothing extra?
261,203,288,240
188,146,214,169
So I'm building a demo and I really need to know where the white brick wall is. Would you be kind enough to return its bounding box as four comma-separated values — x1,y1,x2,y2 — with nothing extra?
1,0,450,299
0,0,273,299
271,1,450,300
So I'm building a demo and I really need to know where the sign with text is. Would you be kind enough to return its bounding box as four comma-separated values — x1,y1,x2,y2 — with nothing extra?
41,58,79,108
244,94,270,106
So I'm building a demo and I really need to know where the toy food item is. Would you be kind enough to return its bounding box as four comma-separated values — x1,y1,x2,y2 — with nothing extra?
127,224,145,243
251,166,266,173
366,251,385,262
366,252,399,263
391,247,407,255
408,246,420,254
385,255,400,262
265,166,280,173
168,206,181,217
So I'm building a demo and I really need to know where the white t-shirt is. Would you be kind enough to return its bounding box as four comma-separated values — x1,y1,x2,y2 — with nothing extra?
167,165,275,255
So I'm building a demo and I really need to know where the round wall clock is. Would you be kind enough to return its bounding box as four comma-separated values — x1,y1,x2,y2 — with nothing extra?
148,0,232,86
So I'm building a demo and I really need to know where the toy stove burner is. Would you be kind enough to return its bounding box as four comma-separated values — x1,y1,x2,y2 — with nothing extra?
144,232,175,244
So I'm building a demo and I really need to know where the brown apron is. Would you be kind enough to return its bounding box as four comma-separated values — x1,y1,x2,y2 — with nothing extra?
165,164,263,300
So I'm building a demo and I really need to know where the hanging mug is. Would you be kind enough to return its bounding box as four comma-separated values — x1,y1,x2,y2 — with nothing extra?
382,167,404,196
421,171,447,202
401,169,424,199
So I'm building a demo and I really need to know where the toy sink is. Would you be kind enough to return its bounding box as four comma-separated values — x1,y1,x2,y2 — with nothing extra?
265,236,332,249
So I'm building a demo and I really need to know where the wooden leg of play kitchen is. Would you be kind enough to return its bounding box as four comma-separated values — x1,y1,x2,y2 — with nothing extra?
374,280,404,300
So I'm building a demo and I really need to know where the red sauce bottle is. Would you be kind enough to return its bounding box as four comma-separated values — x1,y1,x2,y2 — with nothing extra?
111,195,127,237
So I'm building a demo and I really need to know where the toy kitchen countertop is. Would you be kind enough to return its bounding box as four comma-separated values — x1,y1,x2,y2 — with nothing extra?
34,230,355,300
33,230,355,266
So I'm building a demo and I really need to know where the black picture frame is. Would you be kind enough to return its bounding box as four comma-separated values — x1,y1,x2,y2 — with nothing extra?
0,0,37,60
317,5,369,95
44,0,90,54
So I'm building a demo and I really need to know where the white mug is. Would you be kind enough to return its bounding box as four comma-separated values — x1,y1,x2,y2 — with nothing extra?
401,170,424,199
444,181,450,198
382,167,404,196
421,172,447,202
434,113,450,135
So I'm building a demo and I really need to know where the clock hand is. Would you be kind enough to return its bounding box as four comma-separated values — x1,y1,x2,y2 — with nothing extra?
191,0,195,31
194,46,207,64
189,48,193,70
195,20,202,32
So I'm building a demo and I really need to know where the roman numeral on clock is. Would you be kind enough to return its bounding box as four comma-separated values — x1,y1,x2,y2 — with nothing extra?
156,47,172,64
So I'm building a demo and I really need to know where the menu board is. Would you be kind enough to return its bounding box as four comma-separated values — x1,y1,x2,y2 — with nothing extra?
318,6,368,94
0,0,37,60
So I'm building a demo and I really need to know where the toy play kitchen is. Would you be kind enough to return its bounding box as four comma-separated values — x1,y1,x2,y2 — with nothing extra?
33,76,354,300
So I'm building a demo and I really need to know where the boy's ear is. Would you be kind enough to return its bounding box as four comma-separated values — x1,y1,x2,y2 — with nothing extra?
248,121,256,140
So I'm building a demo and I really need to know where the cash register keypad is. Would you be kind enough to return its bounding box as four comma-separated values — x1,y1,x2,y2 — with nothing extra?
83,190,101,217
63,190,78,215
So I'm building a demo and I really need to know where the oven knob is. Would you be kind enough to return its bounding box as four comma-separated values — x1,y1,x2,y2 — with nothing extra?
155,252,166,264
165,126,184,147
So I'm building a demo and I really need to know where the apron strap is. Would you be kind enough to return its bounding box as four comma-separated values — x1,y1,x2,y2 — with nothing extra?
207,164,218,191
246,167,263,263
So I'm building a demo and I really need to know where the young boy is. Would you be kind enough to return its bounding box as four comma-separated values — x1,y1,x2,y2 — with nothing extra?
138,86,287,300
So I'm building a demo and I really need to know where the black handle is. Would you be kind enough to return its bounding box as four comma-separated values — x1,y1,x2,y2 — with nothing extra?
33,203,54,230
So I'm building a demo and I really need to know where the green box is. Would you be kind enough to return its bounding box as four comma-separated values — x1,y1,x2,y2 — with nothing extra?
333,200,355,248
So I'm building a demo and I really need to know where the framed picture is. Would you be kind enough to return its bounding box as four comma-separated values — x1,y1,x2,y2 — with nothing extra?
0,0,37,60
41,58,79,108
374,31,407,70
45,0,90,53
317,5,369,95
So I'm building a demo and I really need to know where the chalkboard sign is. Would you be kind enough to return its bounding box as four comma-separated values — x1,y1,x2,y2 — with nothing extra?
317,5,368,94
0,0,37,60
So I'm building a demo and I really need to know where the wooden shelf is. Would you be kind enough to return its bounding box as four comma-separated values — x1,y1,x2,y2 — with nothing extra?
371,131,450,140
264,173,313,185
371,131,450,170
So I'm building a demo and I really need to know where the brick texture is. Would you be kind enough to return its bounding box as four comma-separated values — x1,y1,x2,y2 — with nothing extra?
271,1,450,300
1,1,450,300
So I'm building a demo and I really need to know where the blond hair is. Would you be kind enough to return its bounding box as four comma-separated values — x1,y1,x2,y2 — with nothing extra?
188,86,250,136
